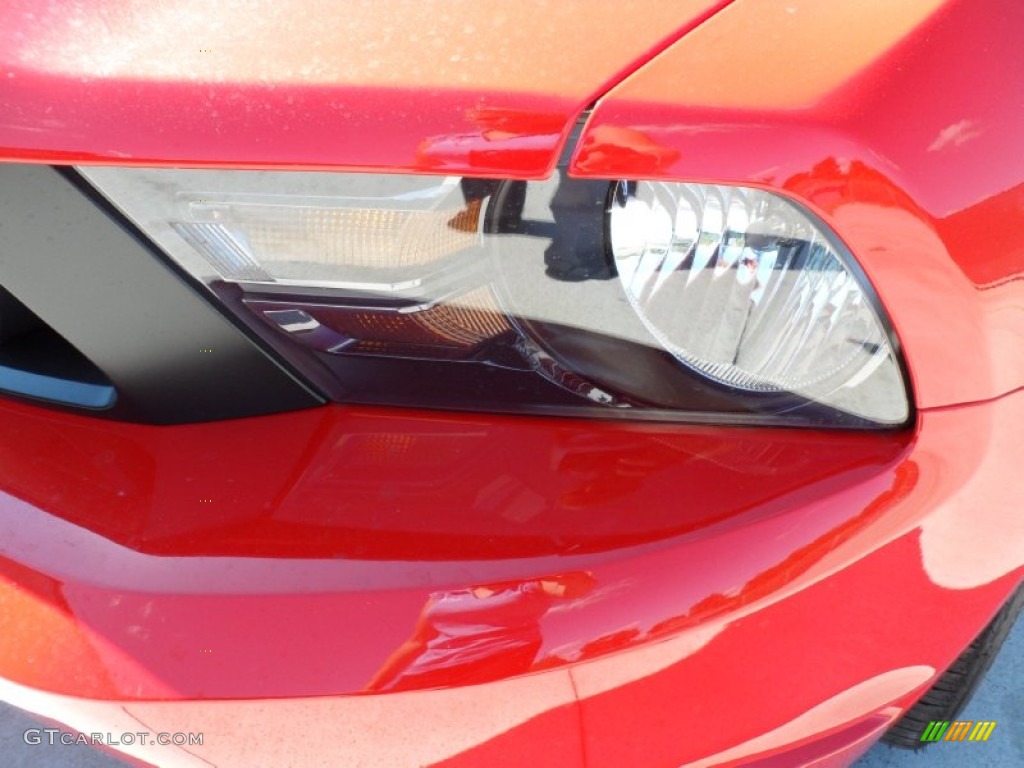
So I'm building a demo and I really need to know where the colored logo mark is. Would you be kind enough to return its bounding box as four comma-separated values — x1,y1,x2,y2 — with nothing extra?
921,720,996,743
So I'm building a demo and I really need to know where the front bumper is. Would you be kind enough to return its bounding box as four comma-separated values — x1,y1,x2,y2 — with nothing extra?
1,385,1023,767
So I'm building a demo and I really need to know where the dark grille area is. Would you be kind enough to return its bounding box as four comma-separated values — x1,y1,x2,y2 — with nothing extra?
0,164,321,424
0,285,114,409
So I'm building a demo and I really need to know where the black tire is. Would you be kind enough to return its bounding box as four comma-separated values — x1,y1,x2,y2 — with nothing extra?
882,583,1024,749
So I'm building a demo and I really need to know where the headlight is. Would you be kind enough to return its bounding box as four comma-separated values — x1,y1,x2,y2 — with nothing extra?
609,181,902,412
77,166,909,428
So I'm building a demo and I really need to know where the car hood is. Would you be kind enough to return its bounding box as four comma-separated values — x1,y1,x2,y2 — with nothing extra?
0,0,729,177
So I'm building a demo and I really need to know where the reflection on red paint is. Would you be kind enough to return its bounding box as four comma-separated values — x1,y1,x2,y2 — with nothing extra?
572,124,680,177
0,395,912,700
783,157,921,213
0,400,905,561
366,573,594,692
413,107,573,174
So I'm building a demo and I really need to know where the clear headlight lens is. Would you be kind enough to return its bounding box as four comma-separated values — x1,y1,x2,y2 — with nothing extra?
170,176,484,286
609,181,905,421
77,166,909,428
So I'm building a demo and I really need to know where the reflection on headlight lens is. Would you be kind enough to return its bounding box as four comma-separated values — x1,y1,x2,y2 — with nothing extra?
610,182,895,399
76,166,910,428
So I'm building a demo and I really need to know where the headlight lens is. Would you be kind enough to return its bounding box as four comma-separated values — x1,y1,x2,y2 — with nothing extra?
609,181,902,413
78,166,909,428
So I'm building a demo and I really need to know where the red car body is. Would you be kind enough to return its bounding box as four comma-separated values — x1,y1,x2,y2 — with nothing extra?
1,0,1023,766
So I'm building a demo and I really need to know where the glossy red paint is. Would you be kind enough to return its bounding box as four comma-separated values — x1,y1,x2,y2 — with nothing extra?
0,1,1022,766
0,397,910,699
0,0,729,178
1,389,1023,766
572,0,1024,410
